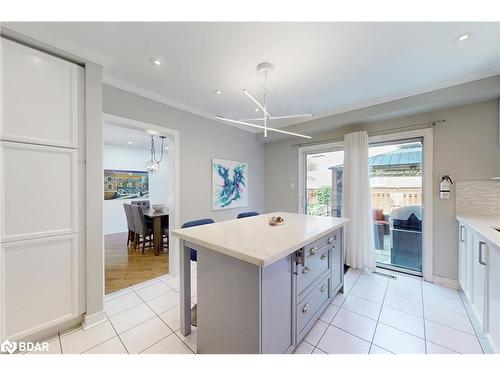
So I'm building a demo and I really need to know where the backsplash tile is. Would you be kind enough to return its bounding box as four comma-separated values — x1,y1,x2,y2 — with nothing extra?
455,180,500,216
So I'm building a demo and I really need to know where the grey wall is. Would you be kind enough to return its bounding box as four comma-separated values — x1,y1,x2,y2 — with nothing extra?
264,99,500,280
103,85,265,224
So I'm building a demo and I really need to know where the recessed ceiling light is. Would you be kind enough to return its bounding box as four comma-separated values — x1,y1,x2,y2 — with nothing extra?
164,147,168,150
458,33,470,41
215,90,222,95
255,108,259,112
127,141,134,145
151,57,164,66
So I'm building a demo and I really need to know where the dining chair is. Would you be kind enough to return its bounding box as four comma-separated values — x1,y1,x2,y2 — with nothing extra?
131,204,153,254
237,211,260,219
181,218,215,326
123,203,135,246
181,219,214,262
131,200,150,209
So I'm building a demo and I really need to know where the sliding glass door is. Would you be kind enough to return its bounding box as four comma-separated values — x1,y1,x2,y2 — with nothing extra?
302,136,425,276
369,139,423,274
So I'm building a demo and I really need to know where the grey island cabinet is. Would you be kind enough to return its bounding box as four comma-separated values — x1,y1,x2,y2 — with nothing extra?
171,212,348,354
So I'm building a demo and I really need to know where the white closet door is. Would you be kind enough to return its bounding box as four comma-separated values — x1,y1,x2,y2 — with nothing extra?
0,38,83,341
0,142,78,242
1,235,79,340
1,39,79,148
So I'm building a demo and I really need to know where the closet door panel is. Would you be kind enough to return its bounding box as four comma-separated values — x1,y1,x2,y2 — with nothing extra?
1,234,79,339
0,141,78,242
1,39,78,148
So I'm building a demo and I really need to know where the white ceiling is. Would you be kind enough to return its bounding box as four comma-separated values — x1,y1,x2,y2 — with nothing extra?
5,22,500,133
103,123,170,151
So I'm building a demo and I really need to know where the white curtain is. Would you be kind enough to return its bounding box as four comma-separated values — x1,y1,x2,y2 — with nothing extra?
342,131,375,271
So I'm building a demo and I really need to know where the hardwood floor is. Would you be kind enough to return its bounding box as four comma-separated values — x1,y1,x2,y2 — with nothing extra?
105,231,169,295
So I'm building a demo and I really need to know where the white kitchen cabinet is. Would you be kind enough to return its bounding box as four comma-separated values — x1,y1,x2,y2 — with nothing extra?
458,223,473,300
487,239,500,353
458,217,500,353
471,232,487,329
0,38,84,341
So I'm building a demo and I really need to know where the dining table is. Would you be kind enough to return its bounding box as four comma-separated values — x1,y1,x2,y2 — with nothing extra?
143,208,169,256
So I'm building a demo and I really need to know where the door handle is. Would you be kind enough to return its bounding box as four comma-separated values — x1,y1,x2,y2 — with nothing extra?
302,266,310,274
459,226,465,243
302,303,310,313
479,241,487,266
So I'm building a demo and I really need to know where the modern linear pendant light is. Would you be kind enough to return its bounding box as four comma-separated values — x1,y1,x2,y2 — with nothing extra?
216,62,313,139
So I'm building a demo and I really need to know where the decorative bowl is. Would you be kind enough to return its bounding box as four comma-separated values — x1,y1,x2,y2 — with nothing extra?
268,216,284,226
152,204,167,213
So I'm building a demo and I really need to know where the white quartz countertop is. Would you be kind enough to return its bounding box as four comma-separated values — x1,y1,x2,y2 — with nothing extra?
456,215,500,248
172,212,349,266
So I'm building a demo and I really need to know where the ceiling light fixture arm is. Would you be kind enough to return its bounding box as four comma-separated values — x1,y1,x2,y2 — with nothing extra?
217,62,312,140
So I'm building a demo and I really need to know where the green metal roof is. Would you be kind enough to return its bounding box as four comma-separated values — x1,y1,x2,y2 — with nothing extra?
330,144,422,170
368,145,421,168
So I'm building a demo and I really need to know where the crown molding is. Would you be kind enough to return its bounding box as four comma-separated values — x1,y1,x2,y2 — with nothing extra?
103,76,259,134
1,26,113,67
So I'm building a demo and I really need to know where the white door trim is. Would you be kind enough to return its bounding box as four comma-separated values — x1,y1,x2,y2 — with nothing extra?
102,113,181,278
297,128,434,282
297,141,344,214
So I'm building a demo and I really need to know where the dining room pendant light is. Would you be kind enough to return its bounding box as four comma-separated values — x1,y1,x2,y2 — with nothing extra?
145,135,166,174
216,62,313,139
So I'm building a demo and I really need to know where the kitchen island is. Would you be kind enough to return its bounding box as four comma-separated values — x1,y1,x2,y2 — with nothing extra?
171,212,348,353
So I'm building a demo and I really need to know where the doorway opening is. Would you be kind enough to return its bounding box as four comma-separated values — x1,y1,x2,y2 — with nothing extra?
102,115,179,295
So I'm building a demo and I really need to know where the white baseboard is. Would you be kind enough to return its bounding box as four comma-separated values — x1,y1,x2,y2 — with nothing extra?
82,311,107,330
432,275,459,289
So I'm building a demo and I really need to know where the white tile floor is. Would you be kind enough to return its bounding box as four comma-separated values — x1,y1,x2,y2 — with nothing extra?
294,268,485,354
26,263,198,354
27,265,485,354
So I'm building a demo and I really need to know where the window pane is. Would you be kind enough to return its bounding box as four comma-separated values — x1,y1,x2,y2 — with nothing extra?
305,150,344,217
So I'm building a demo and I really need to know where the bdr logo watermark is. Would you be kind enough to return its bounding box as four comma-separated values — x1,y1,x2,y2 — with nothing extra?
1,339,49,354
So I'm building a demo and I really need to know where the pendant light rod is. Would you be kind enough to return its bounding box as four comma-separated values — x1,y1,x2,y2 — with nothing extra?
263,88,268,137
238,113,314,122
216,117,311,139
243,89,272,118
218,62,313,140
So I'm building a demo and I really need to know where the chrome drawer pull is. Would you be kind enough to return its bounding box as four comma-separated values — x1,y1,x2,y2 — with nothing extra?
320,254,327,260
321,285,326,292
302,266,310,274
310,246,318,255
328,237,335,244
302,303,310,313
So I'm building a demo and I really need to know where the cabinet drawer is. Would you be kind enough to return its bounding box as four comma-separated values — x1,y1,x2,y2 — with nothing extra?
297,244,330,295
304,231,337,255
297,276,330,335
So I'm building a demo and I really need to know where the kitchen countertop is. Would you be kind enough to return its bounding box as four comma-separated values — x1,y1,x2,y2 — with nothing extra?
172,212,349,266
456,215,500,248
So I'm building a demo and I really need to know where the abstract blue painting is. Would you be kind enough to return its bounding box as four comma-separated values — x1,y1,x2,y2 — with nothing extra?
212,158,248,210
